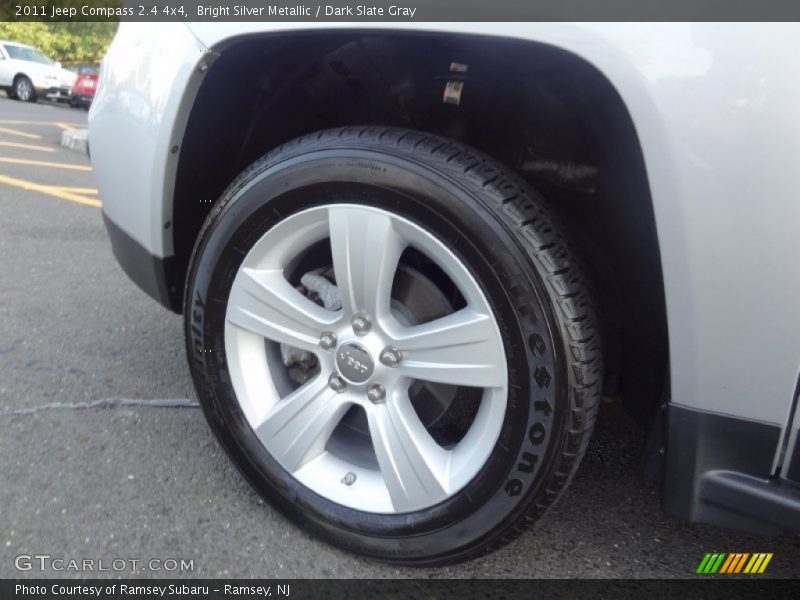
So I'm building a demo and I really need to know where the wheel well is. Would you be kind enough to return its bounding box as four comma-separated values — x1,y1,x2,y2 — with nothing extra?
173,31,668,427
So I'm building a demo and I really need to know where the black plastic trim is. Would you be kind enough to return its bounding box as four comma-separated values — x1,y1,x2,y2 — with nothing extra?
102,213,181,313
662,404,800,534
787,434,800,483
699,471,800,534
36,85,70,95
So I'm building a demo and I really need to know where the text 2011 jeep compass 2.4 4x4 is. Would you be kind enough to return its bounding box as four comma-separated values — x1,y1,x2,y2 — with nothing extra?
90,22,800,564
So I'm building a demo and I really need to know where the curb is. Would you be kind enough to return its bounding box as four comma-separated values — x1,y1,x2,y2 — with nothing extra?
61,128,88,154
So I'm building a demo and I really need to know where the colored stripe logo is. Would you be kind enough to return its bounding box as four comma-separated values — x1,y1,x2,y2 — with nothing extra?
696,552,773,574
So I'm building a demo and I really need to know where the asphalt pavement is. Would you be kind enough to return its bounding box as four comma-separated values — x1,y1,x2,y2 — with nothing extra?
0,95,798,580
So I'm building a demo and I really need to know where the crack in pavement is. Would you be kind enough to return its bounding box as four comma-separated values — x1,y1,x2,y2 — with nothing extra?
0,397,200,417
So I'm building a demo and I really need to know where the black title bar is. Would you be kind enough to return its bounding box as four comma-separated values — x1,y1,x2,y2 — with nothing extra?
4,0,800,22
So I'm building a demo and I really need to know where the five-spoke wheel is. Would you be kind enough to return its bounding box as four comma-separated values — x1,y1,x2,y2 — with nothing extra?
224,204,507,513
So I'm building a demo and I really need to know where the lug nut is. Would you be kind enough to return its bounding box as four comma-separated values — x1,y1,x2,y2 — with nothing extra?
351,314,371,335
367,384,386,403
319,331,337,350
379,346,402,367
329,374,347,393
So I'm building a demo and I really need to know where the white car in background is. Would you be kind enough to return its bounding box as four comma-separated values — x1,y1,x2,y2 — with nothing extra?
90,22,800,564
0,40,76,102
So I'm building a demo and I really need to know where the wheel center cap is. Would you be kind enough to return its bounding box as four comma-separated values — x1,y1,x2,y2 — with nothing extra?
336,342,374,383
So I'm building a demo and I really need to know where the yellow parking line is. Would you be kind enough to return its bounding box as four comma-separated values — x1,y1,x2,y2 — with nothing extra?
60,187,99,194
0,141,55,153
0,156,91,171
0,126,42,139
0,174,101,207
0,119,85,128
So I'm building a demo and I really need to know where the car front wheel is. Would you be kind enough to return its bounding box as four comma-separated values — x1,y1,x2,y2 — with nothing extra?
184,126,602,564
14,76,36,102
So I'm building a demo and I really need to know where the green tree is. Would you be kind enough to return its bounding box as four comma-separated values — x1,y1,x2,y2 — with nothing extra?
0,22,118,65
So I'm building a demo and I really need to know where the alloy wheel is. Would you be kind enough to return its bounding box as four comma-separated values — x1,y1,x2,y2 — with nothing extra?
16,78,32,102
223,204,508,514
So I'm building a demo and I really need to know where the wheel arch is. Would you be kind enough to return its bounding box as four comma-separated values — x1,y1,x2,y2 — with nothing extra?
170,29,670,428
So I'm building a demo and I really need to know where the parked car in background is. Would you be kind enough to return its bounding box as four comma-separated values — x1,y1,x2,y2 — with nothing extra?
90,22,800,565
0,40,76,102
69,65,99,109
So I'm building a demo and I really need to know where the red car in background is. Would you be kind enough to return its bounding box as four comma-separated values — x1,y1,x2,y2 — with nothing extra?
69,65,98,109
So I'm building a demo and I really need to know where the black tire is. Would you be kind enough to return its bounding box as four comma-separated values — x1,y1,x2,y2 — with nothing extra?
184,126,602,565
14,76,36,103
